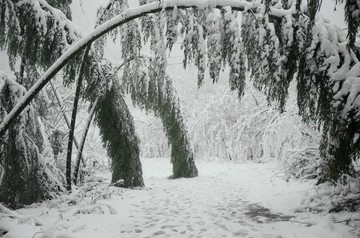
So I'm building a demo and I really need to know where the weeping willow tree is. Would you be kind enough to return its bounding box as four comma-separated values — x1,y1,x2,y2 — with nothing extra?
122,55,199,178
147,75,199,178
94,83,144,188
96,1,199,178
0,0,359,185
81,54,145,188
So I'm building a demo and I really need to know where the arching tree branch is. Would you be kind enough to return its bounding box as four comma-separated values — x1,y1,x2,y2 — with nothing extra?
0,0,288,136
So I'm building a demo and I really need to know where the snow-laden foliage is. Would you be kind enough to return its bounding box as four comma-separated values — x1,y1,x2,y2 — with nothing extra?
95,0,359,181
131,0,358,181
339,0,360,49
221,8,246,97
0,0,83,85
0,0,146,191
297,17,360,180
123,57,198,178
283,147,323,180
45,78,103,174
0,0,358,184
180,9,207,87
0,72,64,208
0,169,122,237
94,80,144,188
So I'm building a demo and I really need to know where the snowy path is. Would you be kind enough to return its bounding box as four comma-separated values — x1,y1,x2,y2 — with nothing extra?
73,159,353,238
115,161,294,238
4,158,354,238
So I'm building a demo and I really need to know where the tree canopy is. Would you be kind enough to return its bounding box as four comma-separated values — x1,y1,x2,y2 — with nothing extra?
0,0,359,185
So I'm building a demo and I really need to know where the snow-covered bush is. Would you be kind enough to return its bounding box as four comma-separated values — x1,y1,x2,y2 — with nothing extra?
296,174,360,213
283,147,323,180
0,72,65,208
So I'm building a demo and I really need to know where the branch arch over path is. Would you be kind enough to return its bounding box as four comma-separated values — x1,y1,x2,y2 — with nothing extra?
0,0,290,136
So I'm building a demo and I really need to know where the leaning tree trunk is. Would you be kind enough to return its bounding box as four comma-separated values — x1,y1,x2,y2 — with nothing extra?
50,81,86,167
73,97,98,185
95,83,144,188
65,45,91,191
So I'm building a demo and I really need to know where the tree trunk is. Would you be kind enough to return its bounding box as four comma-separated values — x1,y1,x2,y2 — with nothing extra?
65,44,91,191
73,97,98,185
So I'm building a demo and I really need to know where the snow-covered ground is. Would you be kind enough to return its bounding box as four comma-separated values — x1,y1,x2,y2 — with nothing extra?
0,158,355,238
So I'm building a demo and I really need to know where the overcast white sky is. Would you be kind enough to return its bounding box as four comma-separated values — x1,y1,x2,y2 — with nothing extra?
320,0,346,29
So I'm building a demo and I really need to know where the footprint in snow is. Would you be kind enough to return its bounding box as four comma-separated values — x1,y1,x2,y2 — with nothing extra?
153,230,166,236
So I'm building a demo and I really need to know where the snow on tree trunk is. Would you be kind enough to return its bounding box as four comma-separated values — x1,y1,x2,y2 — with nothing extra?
0,72,64,208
